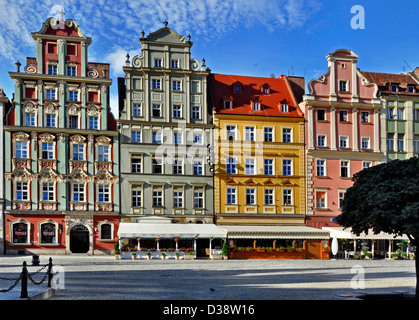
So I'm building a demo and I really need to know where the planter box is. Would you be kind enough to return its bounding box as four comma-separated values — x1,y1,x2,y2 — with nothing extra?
211,255,223,260
184,254,195,260
228,250,306,260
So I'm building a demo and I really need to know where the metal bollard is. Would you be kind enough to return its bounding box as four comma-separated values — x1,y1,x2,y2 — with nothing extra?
47,257,53,288
20,261,28,299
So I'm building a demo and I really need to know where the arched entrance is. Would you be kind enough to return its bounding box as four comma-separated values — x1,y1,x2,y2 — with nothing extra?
70,225,89,253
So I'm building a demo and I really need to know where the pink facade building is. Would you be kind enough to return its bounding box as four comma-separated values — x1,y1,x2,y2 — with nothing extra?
301,49,384,229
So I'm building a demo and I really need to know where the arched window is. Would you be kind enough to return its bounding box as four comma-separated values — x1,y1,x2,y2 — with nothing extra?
99,221,114,241
39,220,58,244
11,220,30,244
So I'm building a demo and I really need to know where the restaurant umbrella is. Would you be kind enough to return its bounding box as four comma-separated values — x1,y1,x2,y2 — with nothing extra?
331,235,338,259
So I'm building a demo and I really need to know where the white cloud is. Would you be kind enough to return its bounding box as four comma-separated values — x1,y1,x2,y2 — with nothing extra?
104,46,138,77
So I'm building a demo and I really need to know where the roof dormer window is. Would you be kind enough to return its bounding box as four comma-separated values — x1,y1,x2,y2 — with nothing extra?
408,85,415,93
281,104,289,112
391,84,398,92
252,101,260,111
261,83,270,94
232,81,242,93
224,99,232,109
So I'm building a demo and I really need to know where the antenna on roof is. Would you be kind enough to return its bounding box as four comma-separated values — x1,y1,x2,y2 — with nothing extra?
403,60,413,71
270,73,275,78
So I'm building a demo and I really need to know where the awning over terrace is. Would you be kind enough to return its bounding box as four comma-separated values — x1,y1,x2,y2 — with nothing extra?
117,222,227,239
322,227,409,240
219,225,330,240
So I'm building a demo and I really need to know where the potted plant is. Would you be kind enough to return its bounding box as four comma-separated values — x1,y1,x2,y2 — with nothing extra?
114,240,120,260
364,252,372,260
175,252,180,260
161,252,167,260
146,251,152,260
131,251,137,260
184,251,195,260
222,242,228,260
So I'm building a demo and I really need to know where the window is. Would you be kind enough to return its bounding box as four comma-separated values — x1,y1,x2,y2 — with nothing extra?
317,135,326,147
152,131,162,144
398,133,404,152
47,43,57,54
361,137,370,149
224,100,232,109
245,127,255,141
414,109,419,121
253,102,260,111
414,135,419,153
46,89,56,100
88,116,98,130
263,87,269,94
192,106,200,119
173,159,183,175
246,188,256,205
408,86,415,93
16,182,28,201
98,184,110,202
173,105,182,118
152,104,161,117
338,191,346,209
317,109,326,121
339,136,349,148
42,142,54,159
281,104,289,112
360,111,369,123
226,125,236,141
154,58,162,67
391,85,398,92
152,190,163,207
339,110,348,122
193,160,203,175
316,159,326,177
264,159,274,175
283,189,293,206
226,188,236,204
12,222,29,244
73,184,85,202
173,132,182,144
25,113,35,126
245,158,255,175
46,114,56,128
100,224,112,240
131,131,141,143
340,161,349,178
191,81,200,93
173,191,183,208
339,80,348,92
282,159,292,176
132,186,142,207
315,191,326,209
226,157,237,174
264,189,274,205
66,44,77,56
193,133,202,145
171,59,179,69
68,91,78,101
133,104,142,117
152,156,163,174
152,79,161,90
98,145,109,162
68,115,78,129
172,80,181,91
397,108,404,120
234,85,241,93
131,156,142,173
48,65,57,75
387,108,394,119
67,66,76,76
264,127,273,142
194,191,204,208
40,223,56,244
387,133,394,151
16,141,28,158
363,161,371,169
42,183,54,201
282,128,292,143
72,144,84,161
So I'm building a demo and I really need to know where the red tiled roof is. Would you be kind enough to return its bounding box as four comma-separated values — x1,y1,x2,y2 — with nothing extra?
210,73,304,117
362,71,419,96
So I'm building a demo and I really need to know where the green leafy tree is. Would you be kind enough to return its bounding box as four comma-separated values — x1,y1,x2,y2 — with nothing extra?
222,242,228,257
336,157,419,297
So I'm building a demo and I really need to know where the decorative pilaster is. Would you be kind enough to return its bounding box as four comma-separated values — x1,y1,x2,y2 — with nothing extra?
330,107,337,150
57,39,66,76
307,106,314,149
352,108,359,151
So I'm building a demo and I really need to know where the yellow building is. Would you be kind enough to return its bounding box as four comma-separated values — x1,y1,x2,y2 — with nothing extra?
210,74,329,258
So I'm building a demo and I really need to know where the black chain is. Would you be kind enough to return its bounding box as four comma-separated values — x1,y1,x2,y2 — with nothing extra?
0,262,51,293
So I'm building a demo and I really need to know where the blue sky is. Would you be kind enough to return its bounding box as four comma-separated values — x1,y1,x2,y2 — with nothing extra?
0,0,418,117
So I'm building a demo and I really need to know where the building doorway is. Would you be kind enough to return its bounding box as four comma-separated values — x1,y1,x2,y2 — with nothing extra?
70,225,89,253
196,239,210,258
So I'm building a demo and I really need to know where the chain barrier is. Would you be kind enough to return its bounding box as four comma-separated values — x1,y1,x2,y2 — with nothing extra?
0,257,53,296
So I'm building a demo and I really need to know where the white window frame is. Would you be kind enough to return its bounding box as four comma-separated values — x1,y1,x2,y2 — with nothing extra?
264,126,274,142
282,159,293,176
264,188,275,206
316,159,326,177
245,188,256,205
226,187,237,205
245,126,255,142
340,160,350,178
283,188,293,206
317,134,327,147
245,157,256,175
282,127,293,143
339,136,349,148
361,137,370,150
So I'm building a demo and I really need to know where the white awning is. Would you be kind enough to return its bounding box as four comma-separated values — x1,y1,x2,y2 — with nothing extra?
117,222,227,239
322,227,409,240
219,225,330,240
